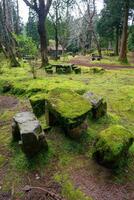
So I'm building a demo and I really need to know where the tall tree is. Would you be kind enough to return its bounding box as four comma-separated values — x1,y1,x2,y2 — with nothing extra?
77,0,102,56
119,0,129,62
97,0,123,55
49,0,62,59
0,0,20,67
23,0,52,67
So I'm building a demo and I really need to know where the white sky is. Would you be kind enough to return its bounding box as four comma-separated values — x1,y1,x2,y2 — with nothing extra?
19,0,104,23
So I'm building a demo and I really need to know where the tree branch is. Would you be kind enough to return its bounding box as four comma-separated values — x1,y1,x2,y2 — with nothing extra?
23,0,38,12
45,0,53,14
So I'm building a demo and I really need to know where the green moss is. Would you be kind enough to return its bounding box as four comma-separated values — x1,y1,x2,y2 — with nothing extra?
47,88,92,125
10,77,87,97
29,93,47,117
10,141,54,172
93,125,133,168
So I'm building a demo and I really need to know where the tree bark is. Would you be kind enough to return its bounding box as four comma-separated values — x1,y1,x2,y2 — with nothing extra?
55,4,59,60
55,25,58,59
38,13,48,67
15,0,19,35
0,1,20,67
115,27,119,56
119,0,129,62
23,0,52,67
0,42,8,58
93,31,102,57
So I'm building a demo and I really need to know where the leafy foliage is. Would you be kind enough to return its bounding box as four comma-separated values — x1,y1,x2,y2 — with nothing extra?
15,35,38,56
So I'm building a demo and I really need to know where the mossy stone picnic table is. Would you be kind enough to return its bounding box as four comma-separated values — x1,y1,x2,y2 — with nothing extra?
45,89,92,138
51,64,73,74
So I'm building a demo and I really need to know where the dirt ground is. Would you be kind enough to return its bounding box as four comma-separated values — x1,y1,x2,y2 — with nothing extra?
70,157,134,200
70,52,134,70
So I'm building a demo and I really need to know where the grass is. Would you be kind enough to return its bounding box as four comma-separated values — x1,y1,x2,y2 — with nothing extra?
0,55,134,198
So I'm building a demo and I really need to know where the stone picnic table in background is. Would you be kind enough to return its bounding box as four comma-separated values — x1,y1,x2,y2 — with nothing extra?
83,91,107,119
45,64,81,74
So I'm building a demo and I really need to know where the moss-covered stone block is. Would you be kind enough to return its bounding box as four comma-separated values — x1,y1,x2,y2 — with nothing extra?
83,91,107,119
74,67,81,74
90,67,105,74
12,112,48,158
45,69,53,74
46,88,92,138
29,93,47,117
56,67,64,74
63,66,72,74
45,65,53,70
72,65,78,71
55,65,72,74
93,125,133,168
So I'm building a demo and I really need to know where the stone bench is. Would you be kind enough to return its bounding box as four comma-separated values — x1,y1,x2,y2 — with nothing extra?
29,93,47,117
83,91,107,119
93,125,133,168
45,89,92,139
51,64,75,74
12,112,48,158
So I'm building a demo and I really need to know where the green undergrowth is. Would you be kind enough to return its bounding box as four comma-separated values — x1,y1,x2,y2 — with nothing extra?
9,139,55,172
0,58,134,197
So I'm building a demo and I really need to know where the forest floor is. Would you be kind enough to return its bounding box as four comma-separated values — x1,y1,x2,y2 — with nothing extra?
0,54,134,200
70,52,134,70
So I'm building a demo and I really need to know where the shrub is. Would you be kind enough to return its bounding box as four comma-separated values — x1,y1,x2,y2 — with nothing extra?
15,35,38,57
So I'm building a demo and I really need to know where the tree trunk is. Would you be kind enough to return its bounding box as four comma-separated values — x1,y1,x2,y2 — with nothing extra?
119,0,129,63
93,31,102,57
115,27,119,56
55,5,58,60
38,13,48,67
9,48,20,67
55,26,58,60
0,1,20,67
15,0,19,35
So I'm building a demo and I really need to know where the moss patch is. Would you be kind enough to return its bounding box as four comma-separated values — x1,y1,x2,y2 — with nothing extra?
29,93,47,117
47,88,92,125
93,125,134,168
